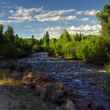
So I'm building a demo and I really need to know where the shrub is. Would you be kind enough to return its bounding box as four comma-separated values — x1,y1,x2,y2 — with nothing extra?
76,36,110,64
62,42,76,59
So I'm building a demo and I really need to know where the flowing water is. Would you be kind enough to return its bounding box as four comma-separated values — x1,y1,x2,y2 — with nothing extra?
17,56,110,109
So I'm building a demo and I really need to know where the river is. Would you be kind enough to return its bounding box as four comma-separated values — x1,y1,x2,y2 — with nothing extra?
17,56,110,110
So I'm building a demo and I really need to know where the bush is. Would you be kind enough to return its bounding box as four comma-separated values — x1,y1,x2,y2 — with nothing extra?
76,36,110,64
0,43,17,59
62,42,76,59
104,64,110,97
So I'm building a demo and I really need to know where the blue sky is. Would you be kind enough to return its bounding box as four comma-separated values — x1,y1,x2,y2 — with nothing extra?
0,0,110,38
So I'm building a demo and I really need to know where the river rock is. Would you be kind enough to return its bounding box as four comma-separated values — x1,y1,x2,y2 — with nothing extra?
22,72,36,88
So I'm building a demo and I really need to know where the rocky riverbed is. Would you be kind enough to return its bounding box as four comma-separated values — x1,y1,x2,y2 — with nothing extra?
16,56,110,110
0,55,110,110
0,85,64,110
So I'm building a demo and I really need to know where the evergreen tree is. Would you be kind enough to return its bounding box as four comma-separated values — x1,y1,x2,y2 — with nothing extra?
43,31,50,49
0,24,4,42
74,33,82,41
5,26,15,43
31,35,36,46
97,5,110,37
60,30,71,42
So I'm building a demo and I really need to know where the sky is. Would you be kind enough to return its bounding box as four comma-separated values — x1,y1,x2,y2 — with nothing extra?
0,0,110,38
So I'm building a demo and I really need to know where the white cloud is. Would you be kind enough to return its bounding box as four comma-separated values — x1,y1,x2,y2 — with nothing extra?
44,24,101,37
9,7,43,21
8,7,98,23
0,20,12,24
80,17,89,21
76,9,98,16
35,9,98,22
84,9,97,16
35,9,76,22
76,11,83,15
0,19,22,25
9,7,76,22
9,10,14,13
44,26,64,37
68,24,101,34
36,15,76,22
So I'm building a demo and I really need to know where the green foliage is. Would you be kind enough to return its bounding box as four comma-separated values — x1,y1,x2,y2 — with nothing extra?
76,36,110,64
97,4,110,37
76,37,97,60
0,24,3,34
0,24,4,42
0,26,40,59
4,26,15,43
63,42,76,59
49,30,76,59
43,31,50,50
60,30,72,42
106,64,110,74
104,64,110,97
74,33,82,41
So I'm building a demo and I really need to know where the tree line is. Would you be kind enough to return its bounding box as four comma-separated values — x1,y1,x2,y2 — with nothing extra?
0,5,110,65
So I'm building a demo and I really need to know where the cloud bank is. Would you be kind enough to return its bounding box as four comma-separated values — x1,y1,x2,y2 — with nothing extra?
8,7,98,22
45,24,101,37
